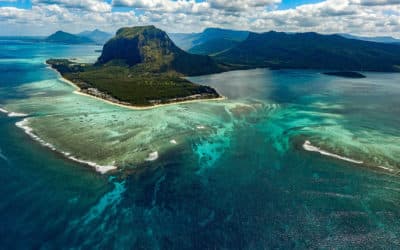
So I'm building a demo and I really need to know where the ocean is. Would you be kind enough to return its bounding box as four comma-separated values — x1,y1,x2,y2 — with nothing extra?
1,37,400,249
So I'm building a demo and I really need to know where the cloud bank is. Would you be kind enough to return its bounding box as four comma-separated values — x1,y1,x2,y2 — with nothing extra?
0,0,399,38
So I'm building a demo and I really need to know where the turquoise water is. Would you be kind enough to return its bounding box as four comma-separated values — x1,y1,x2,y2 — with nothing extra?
1,38,400,248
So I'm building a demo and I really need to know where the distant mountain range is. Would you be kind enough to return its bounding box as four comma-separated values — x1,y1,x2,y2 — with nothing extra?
45,31,94,44
45,30,112,45
169,28,249,55
215,31,400,72
77,29,113,44
45,26,400,72
338,34,400,44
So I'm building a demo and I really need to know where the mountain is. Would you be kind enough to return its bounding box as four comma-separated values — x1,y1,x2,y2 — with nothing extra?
97,25,223,76
78,29,112,44
216,31,400,72
339,34,400,44
45,31,94,44
47,26,223,106
169,28,249,53
188,38,240,55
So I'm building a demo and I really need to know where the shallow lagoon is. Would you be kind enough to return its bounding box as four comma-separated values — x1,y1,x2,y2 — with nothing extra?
1,39,400,248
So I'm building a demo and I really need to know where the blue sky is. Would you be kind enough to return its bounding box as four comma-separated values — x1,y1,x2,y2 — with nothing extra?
277,0,323,9
0,0,399,37
0,0,31,9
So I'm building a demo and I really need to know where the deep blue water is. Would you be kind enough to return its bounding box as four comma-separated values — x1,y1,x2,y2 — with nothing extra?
1,38,400,249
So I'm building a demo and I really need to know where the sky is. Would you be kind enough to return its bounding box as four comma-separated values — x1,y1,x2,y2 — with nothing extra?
0,0,399,37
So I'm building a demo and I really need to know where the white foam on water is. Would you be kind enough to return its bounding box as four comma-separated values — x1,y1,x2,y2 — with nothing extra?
170,139,177,144
30,91,47,96
377,165,394,172
68,156,117,174
16,118,117,174
0,108,28,117
8,112,28,117
145,151,159,161
0,108,8,114
303,140,364,164
196,125,206,130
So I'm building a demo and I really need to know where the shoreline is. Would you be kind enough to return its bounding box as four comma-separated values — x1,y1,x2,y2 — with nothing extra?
46,62,226,111
2,62,227,174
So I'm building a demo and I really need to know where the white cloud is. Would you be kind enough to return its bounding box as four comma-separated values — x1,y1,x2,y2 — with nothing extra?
113,0,281,13
0,0,399,38
353,0,400,6
32,0,111,12
249,0,400,37
113,0,209,13
208,0,280,12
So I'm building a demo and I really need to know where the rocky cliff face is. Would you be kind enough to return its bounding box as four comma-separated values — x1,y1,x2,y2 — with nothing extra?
97,25,223,76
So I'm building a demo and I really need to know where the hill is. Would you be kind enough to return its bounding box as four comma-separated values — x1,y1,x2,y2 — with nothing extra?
47,26,223,106
97,25,223,76
169,28,249,53
216,31,400,72
78,29,112,44
45,31,94,44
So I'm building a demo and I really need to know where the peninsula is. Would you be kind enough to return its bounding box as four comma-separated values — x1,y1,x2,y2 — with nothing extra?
47,26,225,107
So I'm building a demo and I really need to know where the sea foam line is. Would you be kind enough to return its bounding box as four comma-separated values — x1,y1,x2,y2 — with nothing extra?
16,118,116,174
8,112,28,117
0,107,28,117
303,140,364,164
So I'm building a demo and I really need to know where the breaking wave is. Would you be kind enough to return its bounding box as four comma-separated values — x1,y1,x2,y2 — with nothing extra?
303,140,363,164
16,118,117,174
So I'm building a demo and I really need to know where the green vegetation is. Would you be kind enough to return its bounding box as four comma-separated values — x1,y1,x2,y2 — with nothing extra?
216,31,400,72
47,59,219,106
47,26,226,106
97,25,224,76
46,26,224,106
48,26,400,107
